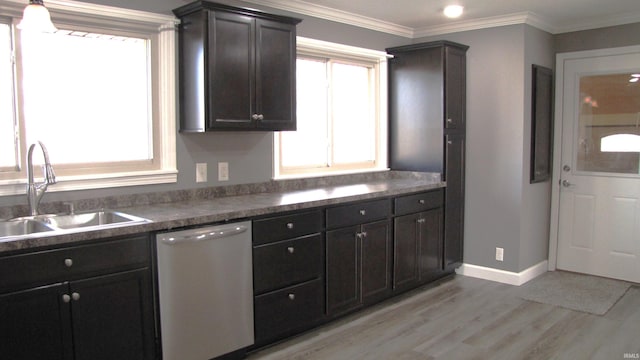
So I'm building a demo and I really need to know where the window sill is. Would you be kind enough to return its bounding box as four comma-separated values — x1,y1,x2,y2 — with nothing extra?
273,167,390,181
0,170,178,196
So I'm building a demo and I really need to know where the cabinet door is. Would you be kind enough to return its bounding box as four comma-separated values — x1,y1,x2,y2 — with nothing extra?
70,269,155,360
444,134,465,270
0,283,72,360
388,47,444,172
255,19,297,130
444,45,466,130
326,226,360,316
419,208,443,282
393,213,420,291
361,220,392,304
208,11,255,129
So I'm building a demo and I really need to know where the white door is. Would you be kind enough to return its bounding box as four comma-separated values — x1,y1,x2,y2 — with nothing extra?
555,47,640,283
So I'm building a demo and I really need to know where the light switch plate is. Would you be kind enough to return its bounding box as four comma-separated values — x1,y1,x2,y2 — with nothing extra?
218,162,229,181
196,163,207,183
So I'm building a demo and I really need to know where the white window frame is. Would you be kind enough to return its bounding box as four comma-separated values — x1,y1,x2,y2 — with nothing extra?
0,0,178,196
274,36,389,179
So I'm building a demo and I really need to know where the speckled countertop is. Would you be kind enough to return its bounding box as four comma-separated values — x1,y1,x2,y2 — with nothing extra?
0,171,444,254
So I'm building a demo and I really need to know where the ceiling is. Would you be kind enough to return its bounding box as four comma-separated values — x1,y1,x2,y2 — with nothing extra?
242,0,640,38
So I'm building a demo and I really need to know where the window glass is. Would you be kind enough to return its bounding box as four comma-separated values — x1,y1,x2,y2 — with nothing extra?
20,30,151,165
331,62,375,165
280,58,329,168
576,73,640,174
276,38,387,178
0,23,17,169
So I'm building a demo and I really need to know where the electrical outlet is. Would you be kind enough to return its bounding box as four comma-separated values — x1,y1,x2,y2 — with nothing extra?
196,163,207,183
496,247,504,262
218,162,229,181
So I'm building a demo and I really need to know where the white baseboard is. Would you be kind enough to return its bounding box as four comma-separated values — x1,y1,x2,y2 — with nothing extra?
455,260,548,286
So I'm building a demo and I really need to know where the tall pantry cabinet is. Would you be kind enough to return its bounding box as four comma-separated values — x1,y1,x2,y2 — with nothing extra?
387,41,468,272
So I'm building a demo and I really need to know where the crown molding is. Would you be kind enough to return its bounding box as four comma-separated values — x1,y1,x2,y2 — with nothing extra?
554,11,640,34
239,0,414,37
242,0,640,38
413,11,556,38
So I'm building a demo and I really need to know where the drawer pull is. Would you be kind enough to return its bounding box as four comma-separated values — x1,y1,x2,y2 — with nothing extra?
64,258,73,268
72,292,80,301
287,246,295,254
288,293,296,301
286,222,294,229
419,199,425,204
359,210,366,216
62,294,71,303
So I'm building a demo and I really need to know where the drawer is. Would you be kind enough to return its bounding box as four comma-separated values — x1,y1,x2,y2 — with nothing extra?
326,199,390,229
253,210,323,245
253,233,323,294
0,235,150,293
254,278,324,346
394,190,444,216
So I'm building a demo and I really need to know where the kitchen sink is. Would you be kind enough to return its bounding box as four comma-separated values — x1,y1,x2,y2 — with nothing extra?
0,218,55,238
0,210,149,241
38,210,148,230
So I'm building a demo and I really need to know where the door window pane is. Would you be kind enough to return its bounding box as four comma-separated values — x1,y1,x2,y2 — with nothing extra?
576,73,640,174
0,23,17,169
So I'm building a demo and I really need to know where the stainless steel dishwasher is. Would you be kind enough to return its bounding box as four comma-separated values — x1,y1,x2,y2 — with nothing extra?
155,221,254,360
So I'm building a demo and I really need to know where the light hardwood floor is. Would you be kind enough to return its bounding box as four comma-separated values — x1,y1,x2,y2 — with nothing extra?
249,275,640,360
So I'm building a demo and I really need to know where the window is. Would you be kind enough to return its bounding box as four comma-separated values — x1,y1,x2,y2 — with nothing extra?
0,2,177,195
274,37,388,178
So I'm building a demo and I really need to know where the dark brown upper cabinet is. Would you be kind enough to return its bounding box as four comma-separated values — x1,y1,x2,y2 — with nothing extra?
173,1,301,132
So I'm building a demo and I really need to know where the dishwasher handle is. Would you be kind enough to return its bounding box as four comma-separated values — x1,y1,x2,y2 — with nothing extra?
158,224,249,245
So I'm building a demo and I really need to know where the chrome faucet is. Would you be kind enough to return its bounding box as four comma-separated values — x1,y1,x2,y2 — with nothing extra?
26,141,56,216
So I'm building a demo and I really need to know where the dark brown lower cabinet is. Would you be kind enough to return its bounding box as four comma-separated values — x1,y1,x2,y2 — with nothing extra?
0,283,71,360
0,235,156,360
254,278,324,346
393,208,443,292
444,133,465,271
252,211,325,347
326,219,392,317
0,269,155,360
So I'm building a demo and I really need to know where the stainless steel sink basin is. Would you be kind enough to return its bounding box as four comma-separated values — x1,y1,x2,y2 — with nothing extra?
0,210,149,240
37,210,149,230
0,219,55,238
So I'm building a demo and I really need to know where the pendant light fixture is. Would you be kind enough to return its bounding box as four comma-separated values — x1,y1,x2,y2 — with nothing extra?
17,0,57,33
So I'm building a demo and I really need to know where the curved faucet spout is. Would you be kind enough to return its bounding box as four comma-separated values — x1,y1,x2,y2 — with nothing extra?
27,141,56,216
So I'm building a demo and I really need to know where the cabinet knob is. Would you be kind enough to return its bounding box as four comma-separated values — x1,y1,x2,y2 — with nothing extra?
258,114,264,121
288,293,295,301
417,218,426,224
62,294,71,303
360,231,367,238
419,199,425,204
251,114,259,120
287,246,295,254
359,209,366,216
64,258,73,268
286,222,294,229
72,292,80,301
447,140,453,145
446,118,453,124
